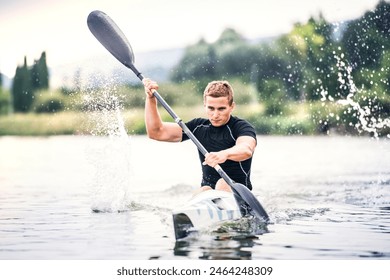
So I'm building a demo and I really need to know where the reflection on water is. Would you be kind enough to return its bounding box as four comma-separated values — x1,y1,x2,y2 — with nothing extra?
0,136,389,259
174,235,258,260
174,216,268,259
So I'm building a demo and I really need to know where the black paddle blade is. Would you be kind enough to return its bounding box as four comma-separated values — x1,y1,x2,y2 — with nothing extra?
87,10,135,69
231,183,269,222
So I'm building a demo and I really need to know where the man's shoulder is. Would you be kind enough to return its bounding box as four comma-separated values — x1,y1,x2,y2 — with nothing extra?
230,115,254,127
229,116,256,137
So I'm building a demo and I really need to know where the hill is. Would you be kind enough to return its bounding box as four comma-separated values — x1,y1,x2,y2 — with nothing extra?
0,73,12,90
50,48,185,89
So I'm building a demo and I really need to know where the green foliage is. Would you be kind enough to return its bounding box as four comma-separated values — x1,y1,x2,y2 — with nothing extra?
216,45,259,80
171,39,218,82
4,2,389,137
125,117,146,135
247,114,315,135
341,1,389,70
12,57,34,112
156,82,201,106
335,1,390,135
228,80,258,105
215,28,245,45
171,28,260,85
275,15,340,101
0,88,11,115
11,52,50,112
252,44,293,101
117,84,145,108
0,72,11,115
309,102,346,134
31,52,49,90
117,81,201,108
257,79,288,116
0,112,86,136
167,1,389,137
340,1,390,98
32,90,72,113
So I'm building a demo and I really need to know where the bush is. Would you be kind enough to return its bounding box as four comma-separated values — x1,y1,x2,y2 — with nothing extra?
247,114,315,135
0,88,11,115
309,101,352,134
117,85,145,108
33,90,72,113
228,80,258,105
160,81,201,107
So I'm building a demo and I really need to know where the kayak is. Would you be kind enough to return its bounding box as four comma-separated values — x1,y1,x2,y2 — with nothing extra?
172,190,248,239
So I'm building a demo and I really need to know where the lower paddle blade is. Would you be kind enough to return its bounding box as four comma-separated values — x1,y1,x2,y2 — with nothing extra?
231,183,269,222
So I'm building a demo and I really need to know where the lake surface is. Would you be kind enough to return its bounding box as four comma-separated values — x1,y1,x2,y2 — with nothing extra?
0,135,389,259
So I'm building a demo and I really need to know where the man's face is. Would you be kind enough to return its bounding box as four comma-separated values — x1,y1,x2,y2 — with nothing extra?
204,96,235,127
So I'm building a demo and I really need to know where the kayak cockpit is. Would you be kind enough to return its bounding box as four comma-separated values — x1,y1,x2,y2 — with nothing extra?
172,190,243,239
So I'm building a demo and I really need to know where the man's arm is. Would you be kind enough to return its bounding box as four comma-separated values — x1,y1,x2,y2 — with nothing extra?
203,136,256,167
143,79,182,142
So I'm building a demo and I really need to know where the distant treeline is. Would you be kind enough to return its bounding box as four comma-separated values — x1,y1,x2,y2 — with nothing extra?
171,0,389,112
168,0,389,136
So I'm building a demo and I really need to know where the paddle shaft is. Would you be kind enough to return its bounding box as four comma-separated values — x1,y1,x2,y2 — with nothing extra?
137,73,236,187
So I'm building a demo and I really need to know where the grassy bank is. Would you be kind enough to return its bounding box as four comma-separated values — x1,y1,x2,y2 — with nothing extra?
0,112,88,136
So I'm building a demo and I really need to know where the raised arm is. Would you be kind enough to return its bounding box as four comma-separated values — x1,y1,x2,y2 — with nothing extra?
143,78,182,142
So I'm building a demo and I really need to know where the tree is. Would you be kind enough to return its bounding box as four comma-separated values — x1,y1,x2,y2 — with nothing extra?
214,28,245,46
12,57,34,112
170,39,218,92
11,52,49,112
31,51,49,90
254,45,289,95
217,43,259,80
275,15,340,101
341,1,390,70
171,28,255,88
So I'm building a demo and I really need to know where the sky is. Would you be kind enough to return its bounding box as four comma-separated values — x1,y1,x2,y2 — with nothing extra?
0,0,382,78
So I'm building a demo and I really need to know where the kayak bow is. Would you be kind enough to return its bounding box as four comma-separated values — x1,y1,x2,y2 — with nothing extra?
172,190,250,239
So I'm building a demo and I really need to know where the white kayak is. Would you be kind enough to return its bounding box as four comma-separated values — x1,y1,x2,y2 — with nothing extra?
172,190,246,239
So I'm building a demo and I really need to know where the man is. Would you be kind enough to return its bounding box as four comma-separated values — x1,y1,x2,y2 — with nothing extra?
143,78,257,193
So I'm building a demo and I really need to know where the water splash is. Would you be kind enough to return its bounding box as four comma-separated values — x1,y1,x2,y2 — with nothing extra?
83,76,132,212
83,77,127,137
88,136,132,213
333,52,390,138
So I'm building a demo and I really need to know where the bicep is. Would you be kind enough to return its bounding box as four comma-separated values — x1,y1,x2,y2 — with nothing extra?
159,122,183,142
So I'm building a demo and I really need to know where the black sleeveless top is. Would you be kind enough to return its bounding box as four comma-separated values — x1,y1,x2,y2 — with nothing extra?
181,115,256,190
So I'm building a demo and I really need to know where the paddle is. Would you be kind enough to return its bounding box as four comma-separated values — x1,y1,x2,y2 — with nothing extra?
87,10,269,222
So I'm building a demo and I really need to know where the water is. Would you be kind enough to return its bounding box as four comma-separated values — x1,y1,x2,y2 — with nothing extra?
0,135,389,259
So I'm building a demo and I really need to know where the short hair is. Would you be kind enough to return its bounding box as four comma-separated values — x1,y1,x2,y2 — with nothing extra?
203,81,234,105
